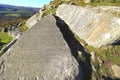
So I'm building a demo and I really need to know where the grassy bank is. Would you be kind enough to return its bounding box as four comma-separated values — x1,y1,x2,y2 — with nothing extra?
75,34,120,79
0,32,13,56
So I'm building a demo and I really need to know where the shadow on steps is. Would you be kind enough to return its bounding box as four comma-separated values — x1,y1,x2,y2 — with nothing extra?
54,16,92,80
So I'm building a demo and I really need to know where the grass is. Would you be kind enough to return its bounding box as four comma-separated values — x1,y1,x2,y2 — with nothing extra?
0,31,13,54
0,32,13,44
42,0,120,18
101,65,112,76
74,34,120,79
50,0,120,8
75,35,120,65
91,1,120,6
19,24,28,32
42,8,57,17
5,13,20,17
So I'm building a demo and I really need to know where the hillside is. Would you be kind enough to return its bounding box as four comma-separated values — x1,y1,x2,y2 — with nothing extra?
0,4,39,27
0,4,39,20
0,0,120,80
0,4,39,52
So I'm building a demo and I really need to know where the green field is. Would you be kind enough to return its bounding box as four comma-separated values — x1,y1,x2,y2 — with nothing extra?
0,4,39,20
5,13,20,17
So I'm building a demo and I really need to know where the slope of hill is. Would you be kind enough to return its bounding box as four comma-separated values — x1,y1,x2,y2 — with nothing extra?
0,4,39,52
0,4,39,20
0,0,120,80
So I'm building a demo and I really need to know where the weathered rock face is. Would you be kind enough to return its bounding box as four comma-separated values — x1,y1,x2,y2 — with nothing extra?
56,4,120,48
94,6,120,14
112,65,120,78
0,15,82,80
26,10,43,28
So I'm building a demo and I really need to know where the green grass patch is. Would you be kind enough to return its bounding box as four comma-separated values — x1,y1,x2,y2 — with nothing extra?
91,1,120,6
0,31,13,52
50,0,120,8
74,34,120,79
42,8,57,17
19,24,28,32
0,32,13,44
5,13,20,17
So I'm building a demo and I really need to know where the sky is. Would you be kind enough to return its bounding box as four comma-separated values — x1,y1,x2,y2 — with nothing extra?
0,0,52,8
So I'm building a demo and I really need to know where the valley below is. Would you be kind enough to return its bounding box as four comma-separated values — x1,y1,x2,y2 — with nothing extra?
0,4,39,53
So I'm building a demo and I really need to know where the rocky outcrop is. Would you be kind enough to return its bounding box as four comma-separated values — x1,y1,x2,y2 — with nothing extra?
112,65,120,78
56,4,120,48
0,15,82,80
26,10,43,28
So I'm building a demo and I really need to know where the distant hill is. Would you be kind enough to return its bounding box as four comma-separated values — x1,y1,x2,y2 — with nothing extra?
0,4,39,20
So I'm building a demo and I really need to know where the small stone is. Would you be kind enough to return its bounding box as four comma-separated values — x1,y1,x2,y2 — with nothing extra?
97,57,104,66
90,52,96,62
92,64,97,72
78,51,82,56
111,65,120,78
